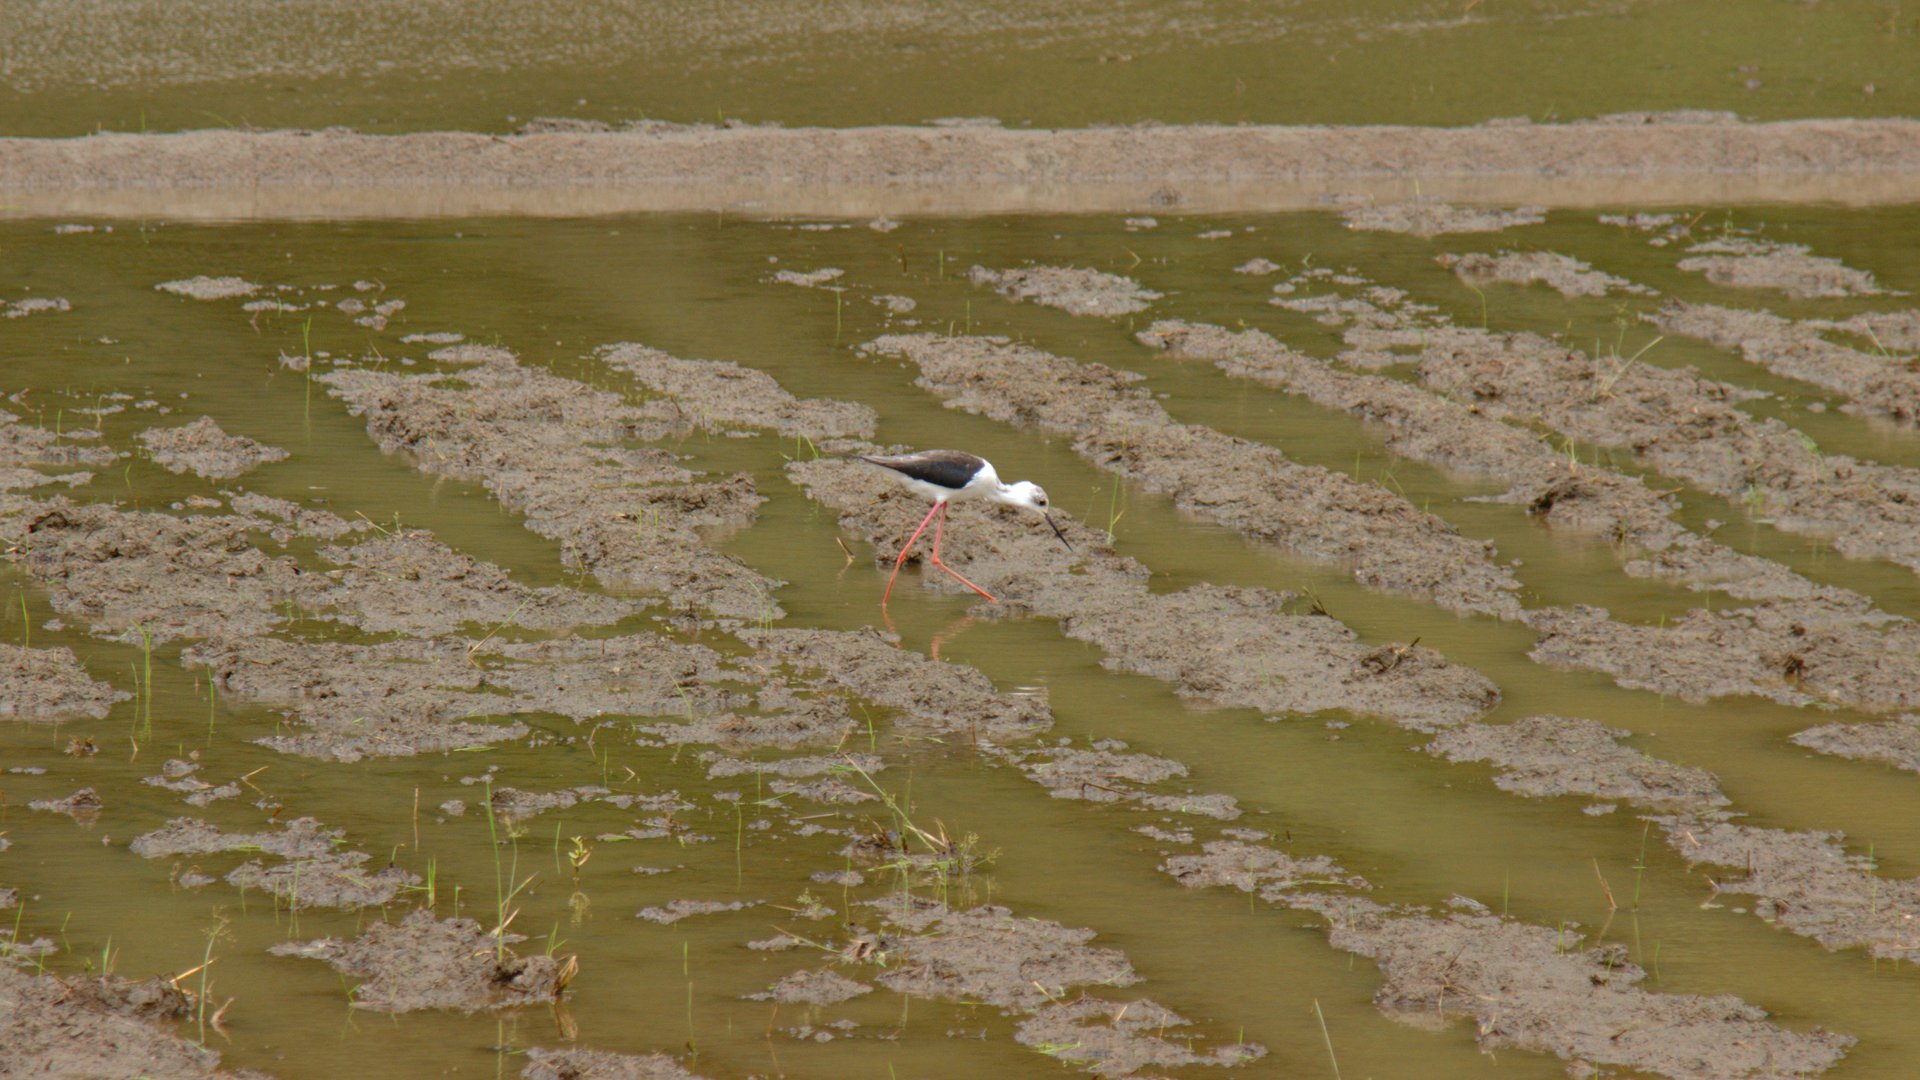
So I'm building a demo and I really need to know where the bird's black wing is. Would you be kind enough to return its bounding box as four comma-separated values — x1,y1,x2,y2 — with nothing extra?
860,450,986,491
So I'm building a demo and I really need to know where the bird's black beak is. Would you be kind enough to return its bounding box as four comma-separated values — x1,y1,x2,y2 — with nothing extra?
1044,513,1073,552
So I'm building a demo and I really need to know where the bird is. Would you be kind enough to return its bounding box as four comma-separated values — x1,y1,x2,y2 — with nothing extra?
861,449,1071,606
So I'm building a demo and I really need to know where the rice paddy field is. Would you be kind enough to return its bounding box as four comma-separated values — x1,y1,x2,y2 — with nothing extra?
4,4,1920,1080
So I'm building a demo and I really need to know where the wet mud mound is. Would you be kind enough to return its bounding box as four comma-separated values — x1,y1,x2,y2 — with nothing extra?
0,966,251,1080
1429,716,1726,811
184,637,530,761
1650,301,1920,422
0,643,127,720
1014,998,1265,1076
133,816,419,908
1436,250,1652,298
272,909,573,1012
520,1047,704,1080
321,346,779,620
1016,745,1240,820
1790,716,1920,773
1343,202,1544,236
866,332,1525,620
155,276,259,300
597,344,876,439
1294,894,1851,1079
136,416,289,479
1674,238,1892,299
966,265,1162,317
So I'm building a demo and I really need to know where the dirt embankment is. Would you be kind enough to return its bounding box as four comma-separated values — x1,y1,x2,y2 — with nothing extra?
7,118,1920,220
1649,301,1920,422
1342,202,1545,236
1144,317,1920,713
321,346,779,622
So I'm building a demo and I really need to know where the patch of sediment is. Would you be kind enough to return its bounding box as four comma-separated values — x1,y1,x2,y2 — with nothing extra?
320,345,780,621
1649,301,1920,422
0,966,250,1080
1428,715,1726,811
271,909,572,1012
135,416,288,479
132,816,418,908
867,332,1525,620
965,265,1162,317
0,643,127,721
12,119,1920,220
1342,202,1545,236
1674,238,1892,299
520,1047,704,1080
1436,250,1653,298
1790,717,1920,773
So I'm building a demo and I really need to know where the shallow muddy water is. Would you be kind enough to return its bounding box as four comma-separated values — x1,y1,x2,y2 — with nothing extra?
5,203,1920,1079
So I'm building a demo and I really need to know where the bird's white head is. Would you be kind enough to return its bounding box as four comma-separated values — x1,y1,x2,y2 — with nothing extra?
998,480,1051,512
997,481,1073,551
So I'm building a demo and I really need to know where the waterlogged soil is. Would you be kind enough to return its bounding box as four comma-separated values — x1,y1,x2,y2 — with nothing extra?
4,204,1920,1080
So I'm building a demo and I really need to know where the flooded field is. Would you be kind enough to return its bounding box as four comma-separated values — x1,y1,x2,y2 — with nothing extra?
4,202,1920,1079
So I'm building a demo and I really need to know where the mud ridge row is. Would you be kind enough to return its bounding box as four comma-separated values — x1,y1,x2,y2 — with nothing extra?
598,342,1858,1079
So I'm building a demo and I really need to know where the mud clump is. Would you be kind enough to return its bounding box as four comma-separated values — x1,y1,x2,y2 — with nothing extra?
1436,250,1653,298
0,643,127,721
2,498,332,643
1342,202,1544,236
874,900,1138,1010
746,968,872,1004
1662,819,1920,963
520,1047,705,1080
868,332,1524,620
598,343,876,440
1649,301,1920,422
155,275,260,300
0,966,247,1080
636,899,755,924
186,636,530,761
769,267,844,288
740,627,1051,745
1018,746,1241,820
321,345,780,621
29,786,103,823
1014,998,1265,1076
136,416,289,479
1675,238,1891,299
1161,841,1363,898
1428,716,1727,811
318,529,639,636
1292,894,1852,1079
2,295,71,319
273,909,573,1012
1790,717,1920,773
133,816,418,908
966,265,1162,317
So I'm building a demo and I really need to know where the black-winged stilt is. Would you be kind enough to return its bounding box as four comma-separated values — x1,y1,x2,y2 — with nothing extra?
861,449,1071,605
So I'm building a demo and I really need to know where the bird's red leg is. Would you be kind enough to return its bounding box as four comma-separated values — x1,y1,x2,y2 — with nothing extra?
882,502,945,606
928,503,998,602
